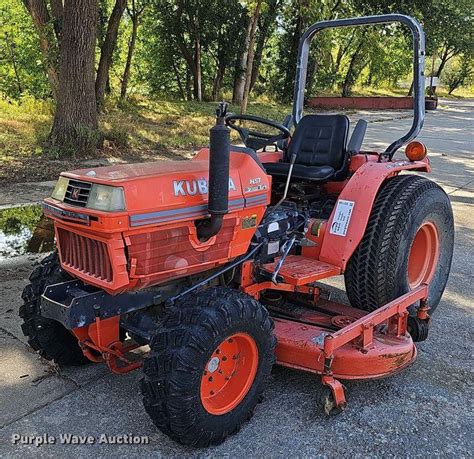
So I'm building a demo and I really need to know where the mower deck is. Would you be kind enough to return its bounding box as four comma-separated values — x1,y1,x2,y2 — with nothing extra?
262,284,428,411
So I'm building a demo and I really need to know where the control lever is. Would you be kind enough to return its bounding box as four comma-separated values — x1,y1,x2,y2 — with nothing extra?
272,235,297,284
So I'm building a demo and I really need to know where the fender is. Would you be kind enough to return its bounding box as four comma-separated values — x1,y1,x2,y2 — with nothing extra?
319,159,430,270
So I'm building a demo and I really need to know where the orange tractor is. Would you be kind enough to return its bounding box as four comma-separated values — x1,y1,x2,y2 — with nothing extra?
20,15,453,446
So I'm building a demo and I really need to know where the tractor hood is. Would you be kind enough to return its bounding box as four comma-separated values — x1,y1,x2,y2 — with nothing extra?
48,149,271,215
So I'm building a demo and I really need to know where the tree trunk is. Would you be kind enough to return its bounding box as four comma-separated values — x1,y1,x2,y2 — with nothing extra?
212,64,226,101
233,16,252,105
193,33,202,101
5,32,23,95
341,40,364,97
174,2,202,101
50,0,100,157
241,0,262,114
120,15,139,101
95,0,127,110
185,69,192,100
171,59,186,99
49,0,64,39
22,0,59,99
435,55,450,78
249,0,279,92
306,56,317,93
279,0,308,102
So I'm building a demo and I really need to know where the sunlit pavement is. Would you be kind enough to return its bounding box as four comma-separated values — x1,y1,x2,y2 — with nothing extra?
0,99,473,457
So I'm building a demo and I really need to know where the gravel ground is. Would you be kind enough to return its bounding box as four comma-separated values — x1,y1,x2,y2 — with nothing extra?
0,99,473,458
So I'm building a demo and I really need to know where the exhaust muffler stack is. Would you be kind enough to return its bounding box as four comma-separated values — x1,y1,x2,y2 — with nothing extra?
197,102,231,241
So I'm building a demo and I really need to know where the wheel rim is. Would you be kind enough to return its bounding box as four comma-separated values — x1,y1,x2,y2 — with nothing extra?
200,332,258,415
407,221,440,288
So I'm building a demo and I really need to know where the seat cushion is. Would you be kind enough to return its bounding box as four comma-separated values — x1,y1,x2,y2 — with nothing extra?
264,162,335,181
289,114,349,169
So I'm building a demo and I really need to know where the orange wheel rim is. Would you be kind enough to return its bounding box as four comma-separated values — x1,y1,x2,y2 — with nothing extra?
200,333,258,415
407,221,440,288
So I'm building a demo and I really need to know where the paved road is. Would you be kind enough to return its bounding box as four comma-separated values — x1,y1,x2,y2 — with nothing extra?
1,99,473,457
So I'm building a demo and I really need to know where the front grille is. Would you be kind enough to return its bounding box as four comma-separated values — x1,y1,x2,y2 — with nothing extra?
57,228,113,282
64,180,92,207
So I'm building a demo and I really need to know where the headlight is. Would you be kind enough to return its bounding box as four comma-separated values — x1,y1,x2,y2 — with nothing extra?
51,176,69,201
87,184,125,211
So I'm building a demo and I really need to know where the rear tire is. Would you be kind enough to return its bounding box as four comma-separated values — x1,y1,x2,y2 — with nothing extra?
19,252,88,366
344,175,454,314
141,287,276,447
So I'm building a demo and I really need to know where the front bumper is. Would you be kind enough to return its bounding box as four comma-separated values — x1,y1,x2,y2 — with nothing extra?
41,279,160,329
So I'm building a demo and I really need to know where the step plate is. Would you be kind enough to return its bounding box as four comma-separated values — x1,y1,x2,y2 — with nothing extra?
262,255,341,286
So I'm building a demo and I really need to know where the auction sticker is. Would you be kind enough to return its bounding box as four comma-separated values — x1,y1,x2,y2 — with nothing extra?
329,200,355,236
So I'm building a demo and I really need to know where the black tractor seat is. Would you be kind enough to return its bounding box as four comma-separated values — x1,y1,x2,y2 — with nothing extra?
264,114,350,182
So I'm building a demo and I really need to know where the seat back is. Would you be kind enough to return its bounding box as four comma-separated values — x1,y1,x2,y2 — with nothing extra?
288,115,350,170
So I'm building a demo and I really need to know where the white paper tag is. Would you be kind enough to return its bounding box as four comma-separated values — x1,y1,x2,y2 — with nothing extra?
267,240,280,254
329,200,355,236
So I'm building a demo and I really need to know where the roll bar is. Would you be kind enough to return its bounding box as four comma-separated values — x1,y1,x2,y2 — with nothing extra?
293,14,425,160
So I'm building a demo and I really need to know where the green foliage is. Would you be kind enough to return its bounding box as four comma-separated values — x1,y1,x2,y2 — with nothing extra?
0,1,50,100
444,57,473,94
419,0,473,58
0,0,474,129
0,205,43,235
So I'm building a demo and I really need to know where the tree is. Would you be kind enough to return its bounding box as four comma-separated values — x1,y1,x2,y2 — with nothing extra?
49,0,100,156
232,11,251,104
341,35,366,96
21,0,61,99
3,32,23,95
241,0,262,113
249,0,280,92
150,0,247,102
95,0,127,109
444,56,473,94
208,0,247,101
273,0,345,101
120,0,148,101
172,0,208,101
420,0,472,79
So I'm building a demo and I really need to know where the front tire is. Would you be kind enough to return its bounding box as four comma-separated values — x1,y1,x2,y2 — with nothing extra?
141,287,276,447
344,175,454,314
19,252,88,366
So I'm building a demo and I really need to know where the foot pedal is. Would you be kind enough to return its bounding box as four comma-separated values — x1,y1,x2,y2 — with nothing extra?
262,255,341,286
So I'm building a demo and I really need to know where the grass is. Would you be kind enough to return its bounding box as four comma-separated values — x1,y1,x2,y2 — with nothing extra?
0,96,291,160
0,96,293,182
0,98,52,163
0,88,472,183
102,98,293,154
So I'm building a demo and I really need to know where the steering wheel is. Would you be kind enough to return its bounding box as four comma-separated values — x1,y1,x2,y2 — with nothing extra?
225,114,291,151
